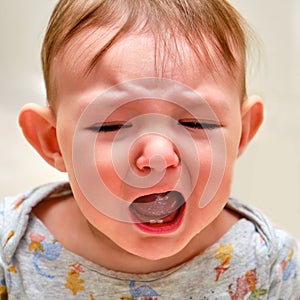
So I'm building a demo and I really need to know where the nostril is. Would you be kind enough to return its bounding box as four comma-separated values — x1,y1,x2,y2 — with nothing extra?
133,135,180,172
149,155,167,172
136,152,179,172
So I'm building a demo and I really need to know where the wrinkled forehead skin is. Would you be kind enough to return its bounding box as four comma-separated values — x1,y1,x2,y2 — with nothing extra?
50,26,245,108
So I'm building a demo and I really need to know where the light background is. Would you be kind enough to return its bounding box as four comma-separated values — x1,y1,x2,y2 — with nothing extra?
0,1,299,241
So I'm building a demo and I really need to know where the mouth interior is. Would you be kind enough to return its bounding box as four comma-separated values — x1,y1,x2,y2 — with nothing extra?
130,191,185,224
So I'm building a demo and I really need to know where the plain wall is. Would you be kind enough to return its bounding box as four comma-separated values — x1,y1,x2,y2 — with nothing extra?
0,1,299,241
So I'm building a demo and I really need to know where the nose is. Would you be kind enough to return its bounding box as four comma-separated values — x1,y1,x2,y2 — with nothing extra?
134,134,180,172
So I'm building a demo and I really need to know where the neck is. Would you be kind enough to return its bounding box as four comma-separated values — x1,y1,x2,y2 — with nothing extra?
33,194,240,274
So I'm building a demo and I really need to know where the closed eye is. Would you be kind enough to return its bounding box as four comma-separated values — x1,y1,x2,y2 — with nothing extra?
88,123,132,132
179,120,221,130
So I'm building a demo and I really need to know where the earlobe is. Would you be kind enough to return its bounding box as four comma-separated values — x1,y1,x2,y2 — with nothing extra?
18,103,66,172
238,95,264,157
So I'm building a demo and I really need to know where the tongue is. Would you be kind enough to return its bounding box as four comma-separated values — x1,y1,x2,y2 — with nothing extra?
130,191,184,223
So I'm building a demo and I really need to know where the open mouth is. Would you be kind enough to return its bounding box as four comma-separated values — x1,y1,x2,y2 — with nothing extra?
130,191,185,233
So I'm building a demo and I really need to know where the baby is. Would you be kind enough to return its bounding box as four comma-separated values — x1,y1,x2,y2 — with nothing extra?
1,0,299,298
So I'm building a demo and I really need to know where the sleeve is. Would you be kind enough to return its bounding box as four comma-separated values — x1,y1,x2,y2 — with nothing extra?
0,202,8,299
0,268,8,300
268,229,300,298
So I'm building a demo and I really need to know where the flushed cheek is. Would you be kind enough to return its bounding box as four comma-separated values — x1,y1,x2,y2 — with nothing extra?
95,140,219,205
185,163,234,234
189,142,221,208
95,152,125,196
190,137,237,212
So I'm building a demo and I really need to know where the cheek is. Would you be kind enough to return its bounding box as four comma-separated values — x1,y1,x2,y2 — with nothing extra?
56,124,75,171
215,127,242,193
195,143,212,183
192,126,240,207
94,142,126,196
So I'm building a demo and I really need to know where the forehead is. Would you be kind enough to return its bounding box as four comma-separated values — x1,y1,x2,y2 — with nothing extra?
53,28,243,98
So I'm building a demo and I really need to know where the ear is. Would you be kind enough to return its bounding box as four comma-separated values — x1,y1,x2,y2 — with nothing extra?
238,95,264,157
19,103,66,172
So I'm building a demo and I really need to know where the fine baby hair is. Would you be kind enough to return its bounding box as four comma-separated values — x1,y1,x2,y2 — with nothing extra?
42,0,248,104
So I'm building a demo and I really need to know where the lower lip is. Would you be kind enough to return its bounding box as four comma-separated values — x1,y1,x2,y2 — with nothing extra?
132,204,186,235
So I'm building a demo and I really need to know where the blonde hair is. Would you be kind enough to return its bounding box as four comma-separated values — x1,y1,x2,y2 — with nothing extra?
42,0,249,104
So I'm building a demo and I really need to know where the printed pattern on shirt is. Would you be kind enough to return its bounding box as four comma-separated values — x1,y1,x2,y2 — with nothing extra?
0,184,299,299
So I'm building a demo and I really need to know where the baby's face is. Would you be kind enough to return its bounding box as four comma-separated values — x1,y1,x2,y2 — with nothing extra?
53,32,244,260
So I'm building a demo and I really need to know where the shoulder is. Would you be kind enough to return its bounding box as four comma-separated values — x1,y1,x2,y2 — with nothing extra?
226,197,294,252
0,181,70,264
225,198,300,296
268,225,300,295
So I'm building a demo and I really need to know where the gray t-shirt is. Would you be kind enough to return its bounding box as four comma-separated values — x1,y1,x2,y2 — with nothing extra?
0,181,299,299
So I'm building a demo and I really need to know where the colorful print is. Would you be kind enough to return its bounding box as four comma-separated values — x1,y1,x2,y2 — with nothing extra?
259,234,267,247
8,266,17,274
65,266,85,296
28,233,62,279
12,194,26,211
5,265,18,293
214,243,234,281
0,278,7,299
228,269,267,300
1,186,299,298
121,280,160,300
279,249,297,281
4,230,15,246
28,233,45,254
69,263,85,273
